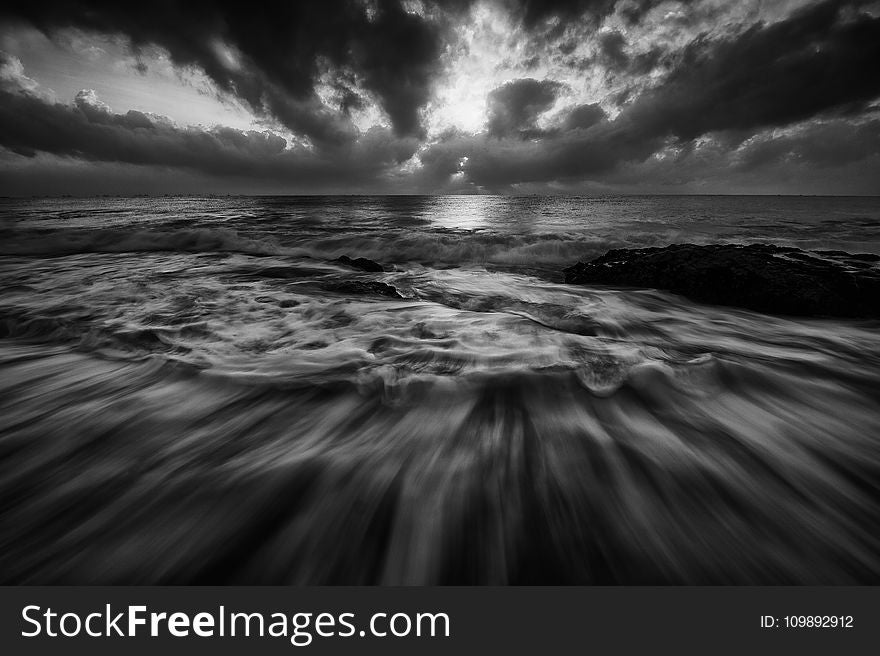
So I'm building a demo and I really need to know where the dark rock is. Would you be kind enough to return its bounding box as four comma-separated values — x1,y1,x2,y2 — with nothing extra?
563,243,880,318
334,255,384,272
249,265,324,279
816,250,880,262
323,280,402,299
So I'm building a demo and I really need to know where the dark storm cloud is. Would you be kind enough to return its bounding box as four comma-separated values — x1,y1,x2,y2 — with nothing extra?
0,0,462,145
503,0,617,28
495,0,681,72
420,0,880,190
0,78,417,186
596,30,628,70
417,113,880,194
1,0,879,193
562,103,607,130
0,85,282,171
622,0,880,141
734,118,880,171
0,0,684,148
501,0,695,30
486,78,563,137
593,30,663,76
500,0,685,28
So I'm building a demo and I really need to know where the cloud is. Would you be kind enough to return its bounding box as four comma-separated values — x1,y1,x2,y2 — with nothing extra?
486,78,563,137
500,0,698,34
596,29,628,71
1,0,879,194
416,0,880,190
0,76,418,189
620,0,880,141
562,103,607,130
733,118,880,170
0,50,40,94
0,1,469,147
504,0,618,28
591,29,663,76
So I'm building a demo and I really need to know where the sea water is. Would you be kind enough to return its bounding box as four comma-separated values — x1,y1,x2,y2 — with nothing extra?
1,195,879,583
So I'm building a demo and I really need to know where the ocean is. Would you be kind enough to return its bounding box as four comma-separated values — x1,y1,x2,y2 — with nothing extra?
1,194,879,584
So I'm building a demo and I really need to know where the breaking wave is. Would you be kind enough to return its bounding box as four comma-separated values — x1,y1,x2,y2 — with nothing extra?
0,226,287,258
2,195,880,584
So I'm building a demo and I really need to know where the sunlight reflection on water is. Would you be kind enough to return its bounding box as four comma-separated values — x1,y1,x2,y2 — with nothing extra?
1,195,879,583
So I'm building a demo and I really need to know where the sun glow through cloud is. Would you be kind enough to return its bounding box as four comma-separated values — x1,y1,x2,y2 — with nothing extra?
428,4,516,135
424,1,615,138
0,0,878,195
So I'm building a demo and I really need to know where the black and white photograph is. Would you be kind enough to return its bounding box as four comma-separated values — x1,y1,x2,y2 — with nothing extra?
1,0,879,588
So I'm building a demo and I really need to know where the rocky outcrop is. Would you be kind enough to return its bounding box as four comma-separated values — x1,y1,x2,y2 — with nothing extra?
327,256,396,297
334,255,384,272
563,243,880,318
322,280,402,299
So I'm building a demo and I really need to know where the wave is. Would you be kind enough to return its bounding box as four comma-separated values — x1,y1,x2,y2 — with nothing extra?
1,340,878,584
302,231,627,270
7,221,877,279
3,197,880,583
0,223,644,270
0,226,287,257
0,307,209,363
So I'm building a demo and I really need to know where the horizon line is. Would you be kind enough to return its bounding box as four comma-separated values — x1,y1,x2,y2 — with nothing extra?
3,192,880,200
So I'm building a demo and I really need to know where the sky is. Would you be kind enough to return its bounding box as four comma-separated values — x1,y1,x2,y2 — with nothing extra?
0,0,879,196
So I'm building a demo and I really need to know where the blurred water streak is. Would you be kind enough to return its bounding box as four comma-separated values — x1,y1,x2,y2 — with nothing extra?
1,195,879,583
